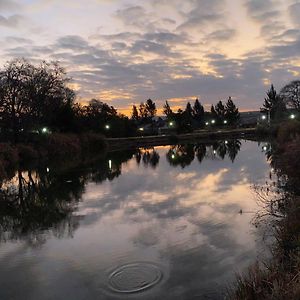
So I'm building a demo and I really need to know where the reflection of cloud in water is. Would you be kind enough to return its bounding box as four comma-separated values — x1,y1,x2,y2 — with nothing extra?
0,141,271,299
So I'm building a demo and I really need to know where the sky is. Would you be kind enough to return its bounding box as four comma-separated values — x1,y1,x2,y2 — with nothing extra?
0,0,300,114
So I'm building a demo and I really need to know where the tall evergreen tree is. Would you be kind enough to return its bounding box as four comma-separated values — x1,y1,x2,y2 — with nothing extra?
193,99,205,125
225,97,240,125
145,98,157,117
215,101,226,120
185,102,193,117
163,101,173,117
262,84,287,120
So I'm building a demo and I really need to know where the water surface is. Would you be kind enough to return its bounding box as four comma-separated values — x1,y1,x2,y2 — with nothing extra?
0,140,271,299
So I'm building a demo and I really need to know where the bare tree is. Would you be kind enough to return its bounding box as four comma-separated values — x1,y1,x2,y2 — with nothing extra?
280,80,300,111
0,59,74,139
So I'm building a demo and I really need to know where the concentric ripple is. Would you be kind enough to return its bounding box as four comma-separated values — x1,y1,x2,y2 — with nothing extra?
108,262,163,293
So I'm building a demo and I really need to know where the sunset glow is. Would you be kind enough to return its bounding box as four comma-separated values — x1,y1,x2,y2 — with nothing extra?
1,0,299,113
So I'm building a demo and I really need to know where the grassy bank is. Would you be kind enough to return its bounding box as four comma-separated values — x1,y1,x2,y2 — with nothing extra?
0,133,107,181
229,121,300,300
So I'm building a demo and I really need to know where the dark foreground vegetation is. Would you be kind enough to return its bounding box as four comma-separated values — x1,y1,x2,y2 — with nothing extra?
229,120,300,299
0,133,107,181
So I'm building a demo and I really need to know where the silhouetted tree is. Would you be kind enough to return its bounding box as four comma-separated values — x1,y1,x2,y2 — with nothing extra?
193,99,205,126
225,97,240,125
145,99,157,117
0,59,74,140
280,80,300,111
139,102,148,119
163,101,173,117
185,102,193,118
261,85,286,121
131,105,139,121
215,101,226,123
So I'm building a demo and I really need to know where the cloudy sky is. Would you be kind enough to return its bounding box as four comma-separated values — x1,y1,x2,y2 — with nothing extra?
0,0,300,114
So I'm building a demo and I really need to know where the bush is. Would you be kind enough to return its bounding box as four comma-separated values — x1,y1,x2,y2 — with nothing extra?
276,120,300,144
79,133,107,154
256,124,279,137
46,133,82,159
0,143,18,181
17,144,39,162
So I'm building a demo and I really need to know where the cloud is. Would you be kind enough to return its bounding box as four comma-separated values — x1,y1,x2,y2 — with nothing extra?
0,0,300,111
0,14,24,27
0,0,19,11
5,36,32,44
177,0,226,31
289,2,300,26
207,29,236,41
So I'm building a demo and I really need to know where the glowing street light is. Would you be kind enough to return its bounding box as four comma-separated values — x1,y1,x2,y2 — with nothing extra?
169,122,174,127
223,120,228,124
211,120,216,124
290,114,296,120
261,115,267,120
171,154,176,159
105,124,110,130
108,160,112,169
263,146,268,151
205,122,209,126
139,127,144,131
42,127,48,134
225,140,228,144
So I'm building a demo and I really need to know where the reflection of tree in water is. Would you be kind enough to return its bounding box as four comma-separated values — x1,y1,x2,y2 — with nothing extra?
166,144,195,168
0,149,136,245
195,144,206,163
0,169,83,245
166,140,242,168
226,140,242,162
90,149,135,183
135,148,160,169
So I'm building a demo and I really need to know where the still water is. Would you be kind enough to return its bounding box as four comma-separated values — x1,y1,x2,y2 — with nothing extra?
0,140,271,299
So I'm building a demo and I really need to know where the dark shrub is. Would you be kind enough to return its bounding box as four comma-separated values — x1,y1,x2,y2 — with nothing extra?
46,134,82,159
80,133,107,154
17,144,39,162
277,120,300,144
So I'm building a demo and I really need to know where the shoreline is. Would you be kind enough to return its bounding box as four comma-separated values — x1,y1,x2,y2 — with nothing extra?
107,127,257,151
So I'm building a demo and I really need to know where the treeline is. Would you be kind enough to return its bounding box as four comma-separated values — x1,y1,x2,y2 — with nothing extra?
131,97,240,133
260,82,300,122
0,59,135,140
1,58,299,141
0,59,242,141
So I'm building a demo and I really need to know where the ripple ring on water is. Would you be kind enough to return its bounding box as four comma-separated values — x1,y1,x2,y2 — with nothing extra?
108,262,163,294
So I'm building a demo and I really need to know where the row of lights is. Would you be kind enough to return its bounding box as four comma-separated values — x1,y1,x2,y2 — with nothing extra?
261,114,296,120
205,120,228,126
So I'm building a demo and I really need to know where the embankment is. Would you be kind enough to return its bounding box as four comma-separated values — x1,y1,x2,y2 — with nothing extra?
107,127,257,151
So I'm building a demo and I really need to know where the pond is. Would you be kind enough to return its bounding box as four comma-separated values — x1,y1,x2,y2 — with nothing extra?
0,140,272,299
